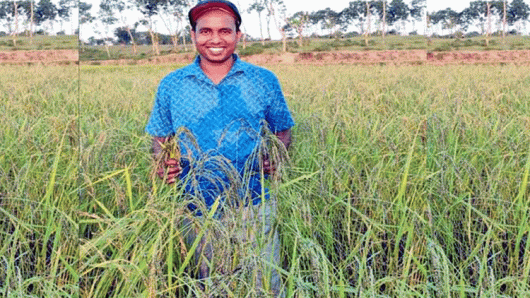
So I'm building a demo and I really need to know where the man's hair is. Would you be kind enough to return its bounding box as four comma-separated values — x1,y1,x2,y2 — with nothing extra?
189,0,242,32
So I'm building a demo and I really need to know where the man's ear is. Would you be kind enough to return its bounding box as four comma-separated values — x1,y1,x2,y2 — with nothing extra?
236,30,242,42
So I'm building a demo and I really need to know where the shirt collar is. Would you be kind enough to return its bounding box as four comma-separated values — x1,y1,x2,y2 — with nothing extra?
186,54,245,83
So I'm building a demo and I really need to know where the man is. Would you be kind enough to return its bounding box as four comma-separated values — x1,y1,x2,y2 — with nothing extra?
145,0,294,295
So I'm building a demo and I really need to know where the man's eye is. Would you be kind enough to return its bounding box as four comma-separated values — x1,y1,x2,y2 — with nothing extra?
221,29,231,34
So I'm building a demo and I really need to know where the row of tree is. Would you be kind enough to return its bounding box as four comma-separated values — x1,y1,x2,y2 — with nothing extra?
90,0,530,53
278,0,530,45
1,0,529,50
0,0,76,44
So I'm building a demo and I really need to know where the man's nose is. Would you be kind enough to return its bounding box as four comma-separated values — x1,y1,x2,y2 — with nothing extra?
210,31,222,43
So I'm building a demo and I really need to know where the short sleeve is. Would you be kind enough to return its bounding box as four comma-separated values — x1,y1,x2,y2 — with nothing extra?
145,78,174,137
264,72,295,133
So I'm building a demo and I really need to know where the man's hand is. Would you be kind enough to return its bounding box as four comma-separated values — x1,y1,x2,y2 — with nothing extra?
262,155,276,175
261,129,292,175
153,136,181,184
156,158,181,184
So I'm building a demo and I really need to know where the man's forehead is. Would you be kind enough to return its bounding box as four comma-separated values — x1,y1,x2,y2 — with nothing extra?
195,8,237,26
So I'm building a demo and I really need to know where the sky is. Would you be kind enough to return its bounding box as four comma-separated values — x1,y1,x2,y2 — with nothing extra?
80,0,528,41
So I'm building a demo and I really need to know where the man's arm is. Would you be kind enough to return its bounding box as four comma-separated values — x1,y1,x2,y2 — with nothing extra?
152,136,181,184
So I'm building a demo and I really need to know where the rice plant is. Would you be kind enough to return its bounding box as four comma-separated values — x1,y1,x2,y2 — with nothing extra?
1,63,529,297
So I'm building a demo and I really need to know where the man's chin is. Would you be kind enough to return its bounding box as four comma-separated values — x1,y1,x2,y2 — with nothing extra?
201,54,234,64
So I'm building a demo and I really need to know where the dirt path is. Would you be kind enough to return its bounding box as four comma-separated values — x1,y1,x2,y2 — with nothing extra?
0,49,78,64
2,49,530,65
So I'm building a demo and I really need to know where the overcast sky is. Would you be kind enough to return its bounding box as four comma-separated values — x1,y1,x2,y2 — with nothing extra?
80,0,529,41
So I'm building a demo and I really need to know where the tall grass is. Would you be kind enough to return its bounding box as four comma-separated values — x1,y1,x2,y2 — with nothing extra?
0,65,79,296
1,63,529,297
75,63,530,297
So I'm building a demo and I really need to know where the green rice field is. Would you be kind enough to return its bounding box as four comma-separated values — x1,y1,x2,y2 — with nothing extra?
1,62,529,297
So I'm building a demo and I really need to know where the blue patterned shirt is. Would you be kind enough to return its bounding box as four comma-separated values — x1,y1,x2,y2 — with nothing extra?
146,54,294,208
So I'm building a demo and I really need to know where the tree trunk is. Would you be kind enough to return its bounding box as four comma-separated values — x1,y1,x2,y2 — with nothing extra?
281,29,286,52
266,15,271,40
382,0,386,43
269,1,286,52
13,0,18,47
502,0,506,43
425,13,432,46
171,35,178,52
364,1,371,46
183,29,188,51
30,0,34,44
298,26,303,47
258,11,264,45
148,23,160,55
104,43,111,58
486,1,491,46
126,26,137,55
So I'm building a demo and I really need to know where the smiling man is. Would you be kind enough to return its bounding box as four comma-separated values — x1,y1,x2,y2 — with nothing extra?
145,0,294,295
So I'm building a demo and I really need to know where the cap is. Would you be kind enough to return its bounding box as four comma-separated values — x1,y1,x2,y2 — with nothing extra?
189,0,242,31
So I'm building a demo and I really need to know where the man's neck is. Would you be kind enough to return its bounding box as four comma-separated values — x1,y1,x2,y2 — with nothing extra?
199,55,235,85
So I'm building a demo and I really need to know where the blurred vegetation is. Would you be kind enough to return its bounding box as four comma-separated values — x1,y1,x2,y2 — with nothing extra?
0,35,78,51
78,35,530,61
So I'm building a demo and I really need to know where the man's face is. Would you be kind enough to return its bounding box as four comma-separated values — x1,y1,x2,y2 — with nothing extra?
191,9,241,65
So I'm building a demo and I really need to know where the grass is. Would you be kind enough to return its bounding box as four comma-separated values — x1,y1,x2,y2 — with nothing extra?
1,62,530,296
0,65,79,296
0,35,78,51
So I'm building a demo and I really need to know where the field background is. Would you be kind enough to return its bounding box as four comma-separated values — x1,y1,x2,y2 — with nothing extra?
1,61,530,297
80,35,530,61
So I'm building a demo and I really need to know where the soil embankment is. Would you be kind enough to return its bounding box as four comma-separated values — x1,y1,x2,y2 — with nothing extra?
0,49,78,64
2,49,530,65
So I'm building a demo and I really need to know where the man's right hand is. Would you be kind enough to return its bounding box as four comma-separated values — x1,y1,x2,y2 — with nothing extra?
156,158,182,184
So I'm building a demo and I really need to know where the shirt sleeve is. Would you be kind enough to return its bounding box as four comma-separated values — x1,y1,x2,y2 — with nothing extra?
264,72,295,133
145,78,175,137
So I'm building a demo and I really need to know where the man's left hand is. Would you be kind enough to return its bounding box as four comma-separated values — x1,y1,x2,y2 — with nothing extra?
263,157,276,175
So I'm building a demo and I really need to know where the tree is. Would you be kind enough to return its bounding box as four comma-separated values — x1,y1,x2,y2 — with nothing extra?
262,0,274,40
158,0,188,52
268,0,288,51
18,0,35,41
135,0,169,55
369,1,387,38
35,0,57,32
409,0,425,34
507,0,530,33
0,0,23,44
462,1,488,34
340,1,380,44
310,8,340,37
387,0,409,35
98,0,118,57
287,11,309,47
248,0,265,45
339,1,362,31
35,0,57,34
100,0,144,55
430,8,461,36
57,0,75,34
79,1,95,25
114,26,138,44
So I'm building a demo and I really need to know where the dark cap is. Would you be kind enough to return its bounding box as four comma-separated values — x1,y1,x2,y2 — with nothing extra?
189,0,242,31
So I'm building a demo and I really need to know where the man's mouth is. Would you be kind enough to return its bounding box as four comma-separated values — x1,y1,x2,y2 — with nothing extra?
208,47,224,54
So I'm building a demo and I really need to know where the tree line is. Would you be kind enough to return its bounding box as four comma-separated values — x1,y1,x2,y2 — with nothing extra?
1,0,529,50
